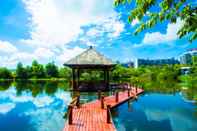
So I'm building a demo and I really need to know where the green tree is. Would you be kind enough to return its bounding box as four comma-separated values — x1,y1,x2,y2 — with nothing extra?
26,65,32,78
58,67,71,80
16,62,28,79
31,60,46,78
114,0,197,42
0,67,12,79
192,56,197,65
45,62,58,78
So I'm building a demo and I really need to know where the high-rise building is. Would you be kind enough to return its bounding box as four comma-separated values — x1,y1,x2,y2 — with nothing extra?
179,48,197,65
134,58,179,68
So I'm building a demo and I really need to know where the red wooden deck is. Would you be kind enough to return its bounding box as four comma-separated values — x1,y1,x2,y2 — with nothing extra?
63,87,144,131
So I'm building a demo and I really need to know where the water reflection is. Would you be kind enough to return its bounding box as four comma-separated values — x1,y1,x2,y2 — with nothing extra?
0,81,196,131
113,93,197,131
11,80,70,97
0,80,12,91
0,81,72,131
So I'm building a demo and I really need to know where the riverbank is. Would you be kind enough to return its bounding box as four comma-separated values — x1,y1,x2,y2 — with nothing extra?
0,78,68,81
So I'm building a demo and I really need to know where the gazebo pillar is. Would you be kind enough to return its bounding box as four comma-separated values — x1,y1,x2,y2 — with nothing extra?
106,70,110,90
76,69,80,89
104,69,110,90
72,68,77,90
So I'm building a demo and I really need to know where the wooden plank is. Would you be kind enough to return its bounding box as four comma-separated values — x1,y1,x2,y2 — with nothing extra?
64,87,144,131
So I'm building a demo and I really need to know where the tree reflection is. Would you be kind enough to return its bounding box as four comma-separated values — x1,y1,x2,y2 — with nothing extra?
0,80,12,91
14,80,69,97
45,81,58,95
0,79,196,103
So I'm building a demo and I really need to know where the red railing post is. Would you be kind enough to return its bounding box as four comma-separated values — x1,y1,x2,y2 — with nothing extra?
68,105,73,125
107,105,111,123
135,86,137,93
115,92,119,102
76,96,80,108
101,96,104,109
128,89,130,97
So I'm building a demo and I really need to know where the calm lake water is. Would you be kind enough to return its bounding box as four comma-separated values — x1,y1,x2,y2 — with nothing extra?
0,81,197,131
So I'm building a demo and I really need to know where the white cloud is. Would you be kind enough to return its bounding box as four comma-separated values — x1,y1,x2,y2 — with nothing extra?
86,28,101,37
0,45,84,67
34,48,55,59
22,0,116,48
24,108,65,131
131,19,139,26
33,96,54,108
0,87,55,108
55,91,72,105
57,46,85,64
102,18,125,38
142,19,183,45
111,20,125,37
0,48,53,67
85,17,125,41
1,0,124,68
0,103,16,114
0,40,18,53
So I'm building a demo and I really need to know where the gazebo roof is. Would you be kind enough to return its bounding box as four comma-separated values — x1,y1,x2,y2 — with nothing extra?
64,46,115,68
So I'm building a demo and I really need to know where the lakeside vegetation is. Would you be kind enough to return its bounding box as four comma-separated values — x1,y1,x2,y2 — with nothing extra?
112,64,197,87
0,60,196,89
0,60,71,80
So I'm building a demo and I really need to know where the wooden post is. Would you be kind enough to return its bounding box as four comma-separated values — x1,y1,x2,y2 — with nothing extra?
68,105,73,125
107,105,111,123
128,89,130,97
98,90,101,100
135,86,137,93
76,96,80,108
115,92,119,102
101,96,104,109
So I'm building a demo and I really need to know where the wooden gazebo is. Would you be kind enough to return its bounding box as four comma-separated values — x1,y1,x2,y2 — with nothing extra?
64,46,115,91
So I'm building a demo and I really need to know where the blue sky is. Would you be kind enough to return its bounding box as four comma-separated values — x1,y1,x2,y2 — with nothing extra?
0,0,196,68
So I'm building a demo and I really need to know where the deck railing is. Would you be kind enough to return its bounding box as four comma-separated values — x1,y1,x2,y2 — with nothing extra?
66,83,140,125
67,95,80,125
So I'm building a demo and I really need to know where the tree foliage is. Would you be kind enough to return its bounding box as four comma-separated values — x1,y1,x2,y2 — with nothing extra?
45,62,58,78
192,56,197,65
58,67,71,80
0,67,12,79
112,64,197,87
15,60,71,80
31,60,46,78
16,62,28,79
114,0,197,42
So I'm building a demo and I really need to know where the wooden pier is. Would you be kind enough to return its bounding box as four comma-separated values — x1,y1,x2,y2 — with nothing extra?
63,87,144,131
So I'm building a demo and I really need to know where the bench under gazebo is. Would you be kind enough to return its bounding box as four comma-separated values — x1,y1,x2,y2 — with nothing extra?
64,46,115,91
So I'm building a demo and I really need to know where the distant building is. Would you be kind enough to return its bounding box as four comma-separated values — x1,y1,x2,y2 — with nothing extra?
134,58,179,68
180,67,191,75
121,61,134,67
179,48,197,65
